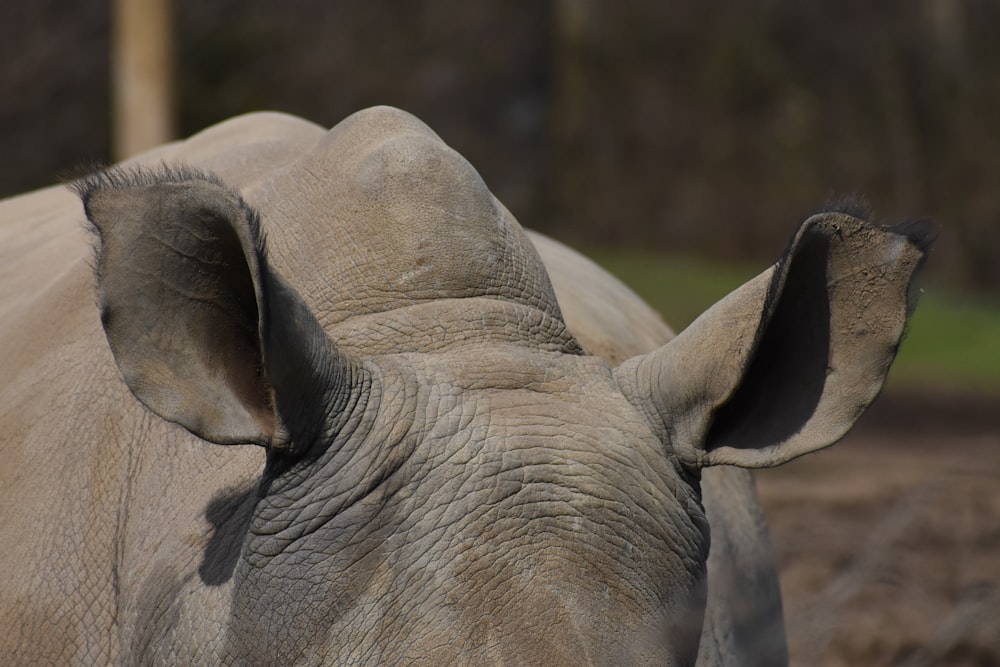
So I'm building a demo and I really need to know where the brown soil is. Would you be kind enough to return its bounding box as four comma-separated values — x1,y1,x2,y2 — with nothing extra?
755,390,1000,666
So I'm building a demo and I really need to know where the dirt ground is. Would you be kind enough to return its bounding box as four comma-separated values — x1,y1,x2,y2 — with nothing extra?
755,390,1000,666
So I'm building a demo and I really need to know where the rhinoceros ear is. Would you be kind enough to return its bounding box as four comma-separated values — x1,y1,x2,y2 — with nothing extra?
77,166,351,453
618,212,934,469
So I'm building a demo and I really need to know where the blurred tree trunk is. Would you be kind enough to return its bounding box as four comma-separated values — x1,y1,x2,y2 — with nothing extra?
873,48,923,214
113,0,175,160
924,0,965,70
550,0,598,237
551,0,595,143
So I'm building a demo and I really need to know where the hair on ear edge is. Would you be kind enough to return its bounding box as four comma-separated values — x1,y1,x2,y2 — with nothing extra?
71,163,227,208
814,195,939,258
71,163,270,278
887,218,939,256
818,194,873,222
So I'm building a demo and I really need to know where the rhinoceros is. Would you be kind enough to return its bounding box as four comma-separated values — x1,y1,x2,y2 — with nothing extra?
0,107,931,665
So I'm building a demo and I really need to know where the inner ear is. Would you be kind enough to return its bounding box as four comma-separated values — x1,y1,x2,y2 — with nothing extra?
704,232,831,451
83,173,280,445
179,205,273,425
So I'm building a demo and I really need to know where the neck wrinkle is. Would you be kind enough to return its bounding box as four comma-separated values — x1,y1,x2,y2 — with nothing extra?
248,360,419,561
324,297,584,359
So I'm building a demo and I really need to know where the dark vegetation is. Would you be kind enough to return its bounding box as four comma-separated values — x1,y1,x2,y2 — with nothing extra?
3,1,1000,293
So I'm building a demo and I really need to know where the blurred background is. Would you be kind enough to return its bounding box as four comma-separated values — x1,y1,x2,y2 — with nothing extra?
2,1,998,664
5,1,1000,289
4,0,1000,392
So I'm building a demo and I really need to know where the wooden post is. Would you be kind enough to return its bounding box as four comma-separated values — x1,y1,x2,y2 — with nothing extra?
113,0,175,160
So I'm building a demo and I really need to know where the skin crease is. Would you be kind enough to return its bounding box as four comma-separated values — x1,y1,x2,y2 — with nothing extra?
0,107,929,665
224,349,708,665
531,230,789,665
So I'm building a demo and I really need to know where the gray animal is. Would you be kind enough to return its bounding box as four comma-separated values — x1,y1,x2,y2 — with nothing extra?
0,107,931,665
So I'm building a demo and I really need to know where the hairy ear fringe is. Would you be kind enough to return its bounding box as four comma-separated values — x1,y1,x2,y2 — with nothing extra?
817,194,873,222
72,163,270,282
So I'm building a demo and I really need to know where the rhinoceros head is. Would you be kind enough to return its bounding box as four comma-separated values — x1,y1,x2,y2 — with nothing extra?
76,107,930,665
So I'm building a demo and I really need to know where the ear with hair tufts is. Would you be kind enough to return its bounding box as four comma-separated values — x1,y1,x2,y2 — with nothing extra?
617,211,934,470
820,194,873,221
77,166,353,454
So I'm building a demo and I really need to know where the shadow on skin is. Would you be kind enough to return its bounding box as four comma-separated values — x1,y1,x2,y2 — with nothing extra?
200,483,259,586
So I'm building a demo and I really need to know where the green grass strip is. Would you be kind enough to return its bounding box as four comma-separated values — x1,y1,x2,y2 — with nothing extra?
587,250,1000,395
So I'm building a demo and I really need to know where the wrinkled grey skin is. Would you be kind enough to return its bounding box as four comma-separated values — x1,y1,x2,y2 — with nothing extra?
0,108,931,665
534,234,788,665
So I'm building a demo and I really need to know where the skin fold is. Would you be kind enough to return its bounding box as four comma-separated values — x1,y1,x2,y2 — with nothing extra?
0,107,930,665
